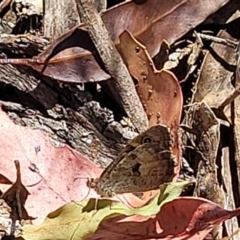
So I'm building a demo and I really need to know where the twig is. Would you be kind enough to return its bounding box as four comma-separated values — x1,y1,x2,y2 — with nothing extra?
219,89,240,109
194,32,238,49
75,0,148,133
220,228,240,240
0,0,12,13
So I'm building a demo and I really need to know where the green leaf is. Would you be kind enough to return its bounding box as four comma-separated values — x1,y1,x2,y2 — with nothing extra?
22,181,189,240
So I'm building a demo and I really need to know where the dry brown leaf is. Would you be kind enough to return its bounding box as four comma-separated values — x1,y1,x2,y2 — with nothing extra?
0,173,13,185
118,30,183,200
87,197,240,240
1,160,31,220
119,30,183,127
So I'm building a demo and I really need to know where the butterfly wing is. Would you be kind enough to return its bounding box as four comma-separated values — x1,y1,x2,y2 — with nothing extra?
95,125,178,196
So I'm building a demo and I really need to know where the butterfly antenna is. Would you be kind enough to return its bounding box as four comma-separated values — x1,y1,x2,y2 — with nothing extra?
71,150,98,201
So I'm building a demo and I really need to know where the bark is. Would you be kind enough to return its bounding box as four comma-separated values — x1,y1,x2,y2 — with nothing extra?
43,0,107,39
0,1,137,169
44,0,80,39
75,0,148,133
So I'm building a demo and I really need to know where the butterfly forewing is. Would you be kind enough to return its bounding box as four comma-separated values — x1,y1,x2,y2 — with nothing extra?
89,125,178,197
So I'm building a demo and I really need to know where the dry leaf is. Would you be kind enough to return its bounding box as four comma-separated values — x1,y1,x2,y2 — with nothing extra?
87,197,240,240
0,173,13,185
1,160,31,220
119,30,183,127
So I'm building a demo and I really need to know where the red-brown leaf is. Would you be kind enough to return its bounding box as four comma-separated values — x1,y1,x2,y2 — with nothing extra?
0,173,12,184
119,30,183,127
87,197,240,240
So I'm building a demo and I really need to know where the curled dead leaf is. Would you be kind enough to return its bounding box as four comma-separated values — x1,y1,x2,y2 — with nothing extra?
1,160,32,221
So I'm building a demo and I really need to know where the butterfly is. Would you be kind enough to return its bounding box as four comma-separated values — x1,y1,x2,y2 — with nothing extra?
87,124,179,197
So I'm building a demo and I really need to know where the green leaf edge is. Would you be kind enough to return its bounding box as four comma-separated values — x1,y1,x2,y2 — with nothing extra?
22,181,189,240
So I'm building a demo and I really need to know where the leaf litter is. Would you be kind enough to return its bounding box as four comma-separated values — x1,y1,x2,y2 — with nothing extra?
0,0,230,83
1,0,240,240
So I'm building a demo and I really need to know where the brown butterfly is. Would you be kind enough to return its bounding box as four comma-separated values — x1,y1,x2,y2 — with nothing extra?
87,124,179,197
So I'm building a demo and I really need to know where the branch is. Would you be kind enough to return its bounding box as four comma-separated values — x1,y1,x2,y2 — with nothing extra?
75,0,148,133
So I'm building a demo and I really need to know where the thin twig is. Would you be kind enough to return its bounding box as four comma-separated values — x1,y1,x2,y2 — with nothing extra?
219,89,240,109
0,0,12,13
194,32,238,49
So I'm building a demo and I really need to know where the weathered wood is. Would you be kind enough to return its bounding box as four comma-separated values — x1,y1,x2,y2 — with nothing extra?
0,1,135,168
44,0,106,39
182,102,225,239
75,0,148,133
44,0,81,39
233,54,240,201
192,11,240,238
222,147,239,240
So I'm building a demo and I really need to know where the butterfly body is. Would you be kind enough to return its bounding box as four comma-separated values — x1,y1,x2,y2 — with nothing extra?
88,125,179,197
